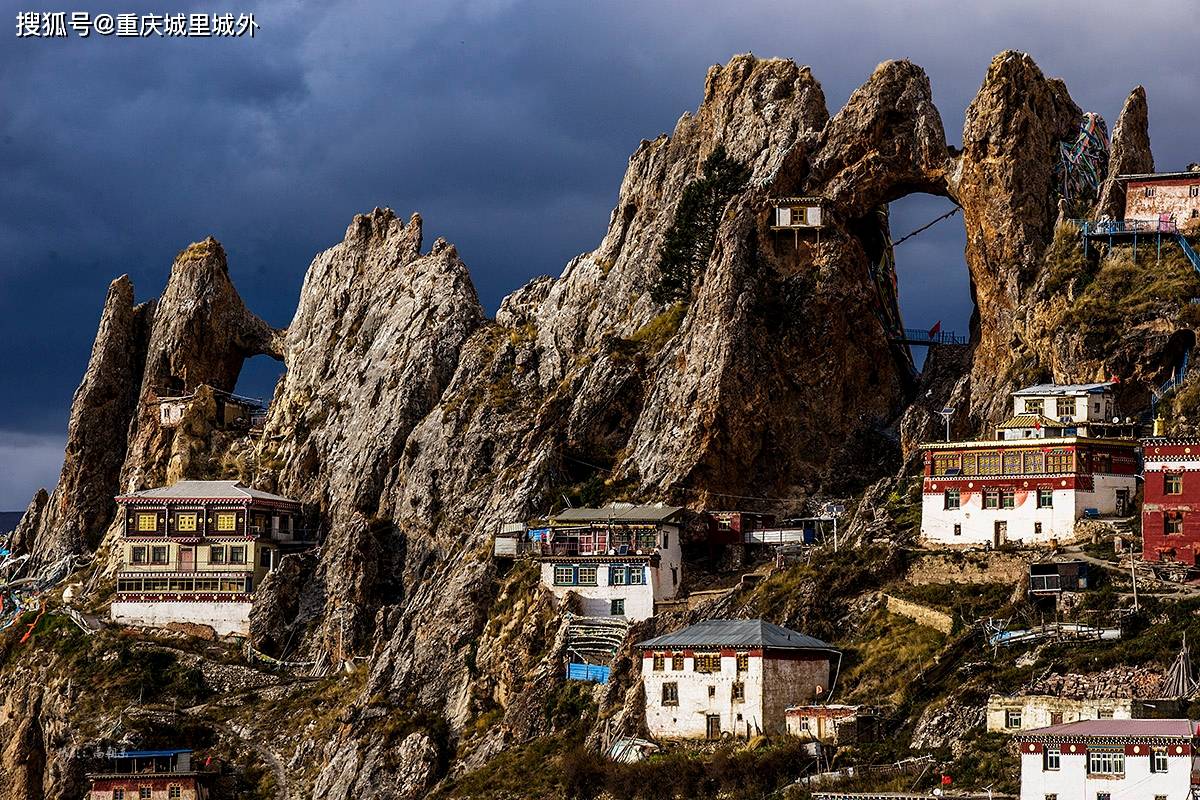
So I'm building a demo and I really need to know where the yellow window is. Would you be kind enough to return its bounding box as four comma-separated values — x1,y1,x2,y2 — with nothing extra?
216,513,237,532
136,513,157,532
176,513,198,532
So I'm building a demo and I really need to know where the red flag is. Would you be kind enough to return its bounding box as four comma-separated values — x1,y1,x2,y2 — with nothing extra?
205,756,212,767
1109,374,1121,384
941,775,953,786
928,321,942,338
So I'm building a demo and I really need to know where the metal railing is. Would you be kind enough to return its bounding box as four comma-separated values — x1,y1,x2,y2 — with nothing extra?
1072,218,1178,236
900,328,968,346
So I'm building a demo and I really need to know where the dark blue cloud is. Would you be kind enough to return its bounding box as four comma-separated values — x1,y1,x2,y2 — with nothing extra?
1,0,1196,507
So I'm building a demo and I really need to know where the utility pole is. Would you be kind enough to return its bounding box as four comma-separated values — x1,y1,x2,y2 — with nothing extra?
939,407,954,443
1131,555,1139,611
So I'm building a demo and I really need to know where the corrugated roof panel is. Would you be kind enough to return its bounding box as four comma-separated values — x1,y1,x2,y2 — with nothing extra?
1012,383,1113,396
120,480,297,504
552,503,684,523
636,619,834,651
996,414,1065,429
1018,719,1194,739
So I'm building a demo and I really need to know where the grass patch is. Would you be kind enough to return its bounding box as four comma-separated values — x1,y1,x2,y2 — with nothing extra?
1061,245,1200,346
740,545,908,643
886,582,1016,627
628,302,686,352
838,608,948,706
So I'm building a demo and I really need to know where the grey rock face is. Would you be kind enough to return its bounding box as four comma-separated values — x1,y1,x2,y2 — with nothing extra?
1095,86,1154,221
16,276,150,563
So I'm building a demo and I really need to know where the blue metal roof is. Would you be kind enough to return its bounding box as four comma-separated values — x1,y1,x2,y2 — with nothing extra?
114,749,191,758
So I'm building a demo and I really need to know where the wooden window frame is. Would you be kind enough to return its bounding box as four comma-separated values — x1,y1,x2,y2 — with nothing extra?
1087,749,1124,776
661,682,679,706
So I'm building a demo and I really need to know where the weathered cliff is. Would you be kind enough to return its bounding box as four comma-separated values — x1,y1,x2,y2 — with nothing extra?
1095,86,1154,222
5,50,1196,799
16,276,151,563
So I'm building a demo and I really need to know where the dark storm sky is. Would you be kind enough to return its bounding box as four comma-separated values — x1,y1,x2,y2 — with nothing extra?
2,0,1197,508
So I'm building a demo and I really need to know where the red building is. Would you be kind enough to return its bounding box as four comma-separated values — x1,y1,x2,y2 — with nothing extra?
1142,437,1200,565
87,749,210,800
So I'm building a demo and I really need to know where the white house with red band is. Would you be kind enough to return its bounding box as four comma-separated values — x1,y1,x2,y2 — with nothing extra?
637,619,839,740
920,384,1138,548
1016,718,1199,800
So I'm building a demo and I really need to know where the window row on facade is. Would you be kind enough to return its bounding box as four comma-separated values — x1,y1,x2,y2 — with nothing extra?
650,652,751,673
658,680,746,706
943,488,1054,510
117,575,251,593
931,449,1078,477
108,789,184,799
551,564,647,586
1038,746,1170,775
1020,398,1083,417
129,543,259,565
131,509,243,533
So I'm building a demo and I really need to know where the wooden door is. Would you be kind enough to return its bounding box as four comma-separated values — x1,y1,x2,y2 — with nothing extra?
706,714,722,740
179,547,194,572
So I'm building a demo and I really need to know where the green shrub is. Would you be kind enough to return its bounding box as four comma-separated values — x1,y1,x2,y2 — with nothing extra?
651,146,750,305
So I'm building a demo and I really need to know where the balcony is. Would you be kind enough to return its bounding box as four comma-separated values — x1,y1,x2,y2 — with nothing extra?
534,534,659,558
1073,218,1178,236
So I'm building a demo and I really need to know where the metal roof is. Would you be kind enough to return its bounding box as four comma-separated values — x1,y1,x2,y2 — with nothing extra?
119,480,297,504
1118,171,1200,182
996,414,1065,430
552,503,684,524
113,749,192,758
637,619,834,651
1018,719,1195,739
1012,383,1113,396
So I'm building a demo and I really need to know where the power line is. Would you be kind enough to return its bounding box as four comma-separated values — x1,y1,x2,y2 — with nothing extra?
552,450,816,501
892,205,961,247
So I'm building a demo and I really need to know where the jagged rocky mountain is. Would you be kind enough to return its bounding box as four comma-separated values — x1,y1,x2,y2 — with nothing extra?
3,50,1191,798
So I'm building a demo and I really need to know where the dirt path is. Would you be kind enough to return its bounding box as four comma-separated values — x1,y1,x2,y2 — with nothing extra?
187,709,293,800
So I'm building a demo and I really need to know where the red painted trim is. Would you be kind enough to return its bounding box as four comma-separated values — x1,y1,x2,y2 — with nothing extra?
925,477,1087,493
1128,178,1200,189
115,593,252,602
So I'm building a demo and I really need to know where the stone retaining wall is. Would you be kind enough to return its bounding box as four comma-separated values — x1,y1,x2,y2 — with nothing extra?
883,594,954,634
